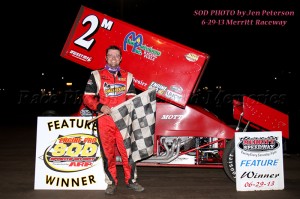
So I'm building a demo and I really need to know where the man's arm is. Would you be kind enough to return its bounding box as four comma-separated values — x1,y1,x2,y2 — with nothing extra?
83,71,103,112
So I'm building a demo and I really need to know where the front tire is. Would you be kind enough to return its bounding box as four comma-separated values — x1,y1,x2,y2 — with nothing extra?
222,139,236,182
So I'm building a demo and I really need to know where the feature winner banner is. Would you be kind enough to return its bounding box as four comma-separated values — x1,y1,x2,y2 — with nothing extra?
61,5,209,108
235,131,284,191
34,117,106,190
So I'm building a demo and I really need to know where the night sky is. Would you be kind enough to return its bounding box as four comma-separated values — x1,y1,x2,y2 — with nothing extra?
2,0,298,90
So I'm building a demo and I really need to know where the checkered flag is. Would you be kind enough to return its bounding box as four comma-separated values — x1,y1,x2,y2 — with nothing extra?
110,88,156,163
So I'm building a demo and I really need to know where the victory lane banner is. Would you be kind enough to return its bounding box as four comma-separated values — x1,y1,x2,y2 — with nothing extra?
34,117,106,190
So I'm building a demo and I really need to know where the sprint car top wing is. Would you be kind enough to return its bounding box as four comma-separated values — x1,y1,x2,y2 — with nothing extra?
61,5,209,108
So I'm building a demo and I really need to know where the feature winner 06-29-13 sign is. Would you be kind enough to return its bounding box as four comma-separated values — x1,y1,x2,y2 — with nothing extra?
235,131,285,191
34,117,106,190
61,5,209,108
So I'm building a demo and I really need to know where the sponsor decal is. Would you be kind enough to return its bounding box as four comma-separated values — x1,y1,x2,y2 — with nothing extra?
185,53,199,62
143,51,157,61
170,85,183,94
69,50,92,62
87,79,93,85
118,77,126,81
103,82,126,97
100,75,110,80
134,78,148,87
148,81,167,95
168,154,195,164
165,90,182,102
123,31,161,61
80,107,93,116
161,115,184,119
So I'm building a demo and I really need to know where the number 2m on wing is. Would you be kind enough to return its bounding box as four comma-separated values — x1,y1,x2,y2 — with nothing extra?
74,15,113,50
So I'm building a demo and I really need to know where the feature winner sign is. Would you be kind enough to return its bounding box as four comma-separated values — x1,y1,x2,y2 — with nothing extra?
34,117,106,190
235,131,284,191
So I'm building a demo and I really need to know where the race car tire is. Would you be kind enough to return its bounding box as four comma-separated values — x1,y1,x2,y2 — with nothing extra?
222,138,236,182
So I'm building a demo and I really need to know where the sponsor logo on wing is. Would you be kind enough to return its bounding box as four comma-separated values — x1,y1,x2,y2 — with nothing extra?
148,81,167,95
123,31,162,60
185,53,199,62
69,50,92,62
170,85,183,94
165,90,182,102
134,78,148,87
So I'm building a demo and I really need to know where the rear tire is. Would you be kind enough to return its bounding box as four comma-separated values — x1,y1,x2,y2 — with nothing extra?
222,139,236,182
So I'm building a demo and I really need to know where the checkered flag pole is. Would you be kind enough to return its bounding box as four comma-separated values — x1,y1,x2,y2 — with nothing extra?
110,88,157,163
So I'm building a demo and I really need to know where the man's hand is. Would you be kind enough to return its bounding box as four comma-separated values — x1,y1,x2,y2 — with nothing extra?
101,105,112,115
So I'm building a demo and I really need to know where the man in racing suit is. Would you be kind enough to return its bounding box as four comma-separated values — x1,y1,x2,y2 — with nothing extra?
83,45,144,194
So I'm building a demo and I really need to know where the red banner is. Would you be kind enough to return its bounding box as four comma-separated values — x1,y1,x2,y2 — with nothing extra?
61,5,209,107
